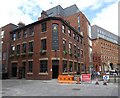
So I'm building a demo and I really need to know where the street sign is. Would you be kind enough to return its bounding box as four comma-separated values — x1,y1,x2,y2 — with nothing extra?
81,74,91,82
103,75,109,81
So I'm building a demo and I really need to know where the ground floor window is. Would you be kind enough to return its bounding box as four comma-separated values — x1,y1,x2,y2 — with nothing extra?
69,61,73,72
40,60,48,73
74,62,77,72
82,64,85,72
28,61,33,72
63,60,67,72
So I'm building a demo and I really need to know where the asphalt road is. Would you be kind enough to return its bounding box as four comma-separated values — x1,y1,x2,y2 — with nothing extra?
1,79,119,96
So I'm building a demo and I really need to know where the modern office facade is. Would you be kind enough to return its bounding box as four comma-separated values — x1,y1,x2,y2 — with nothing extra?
39,4,93,73
92,25,120,73
8,17,84,79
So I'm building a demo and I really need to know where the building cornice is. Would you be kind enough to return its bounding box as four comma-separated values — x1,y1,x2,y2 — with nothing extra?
10,17,83,38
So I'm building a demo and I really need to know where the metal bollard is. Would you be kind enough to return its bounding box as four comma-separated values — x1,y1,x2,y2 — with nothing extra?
114,74,116,83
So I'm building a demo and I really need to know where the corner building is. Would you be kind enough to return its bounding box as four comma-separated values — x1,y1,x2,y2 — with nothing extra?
9,17,84,79
41,4,93,73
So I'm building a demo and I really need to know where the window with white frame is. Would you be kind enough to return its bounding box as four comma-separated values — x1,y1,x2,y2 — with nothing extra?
68,29,71,37
62,25,65,33
12,33,16,41
63,40,66,51
11,45,15,54
69,43,72,54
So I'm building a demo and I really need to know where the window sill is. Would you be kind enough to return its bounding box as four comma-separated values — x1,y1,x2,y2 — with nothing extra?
38,73,48,75
51,50,60,52
41,31,47,33
62,72,68,75
29,35,34,37
40,50,47,52
27,73,33,75
28,52,34,55
68,72,76,74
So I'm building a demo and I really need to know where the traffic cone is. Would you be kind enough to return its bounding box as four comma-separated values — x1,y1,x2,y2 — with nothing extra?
103,80,107,85
95,78,99,85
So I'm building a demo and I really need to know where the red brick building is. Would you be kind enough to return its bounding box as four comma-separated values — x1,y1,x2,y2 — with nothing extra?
92,52,101,72
1,4,93,80
8,17,84,79
0,23,17,79
40,4,93,73
92,25,120,73
64,12,92,73
92,38,120,73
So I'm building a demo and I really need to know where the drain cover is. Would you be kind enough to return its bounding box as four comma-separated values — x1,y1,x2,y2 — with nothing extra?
72,88,80,90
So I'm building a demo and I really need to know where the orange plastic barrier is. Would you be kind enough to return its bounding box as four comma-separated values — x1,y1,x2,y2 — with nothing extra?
58,75,76,84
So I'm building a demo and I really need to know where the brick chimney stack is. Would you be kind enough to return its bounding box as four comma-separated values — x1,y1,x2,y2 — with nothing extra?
38,10,48,20
18,21,25,28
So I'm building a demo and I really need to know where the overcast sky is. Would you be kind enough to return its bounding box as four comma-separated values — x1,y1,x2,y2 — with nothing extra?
0,0,119,36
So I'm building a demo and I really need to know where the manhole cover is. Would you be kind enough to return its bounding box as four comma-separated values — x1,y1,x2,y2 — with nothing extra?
72,88,80,90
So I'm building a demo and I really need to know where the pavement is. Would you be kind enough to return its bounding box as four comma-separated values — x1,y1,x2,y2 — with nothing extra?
0,79,119,96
